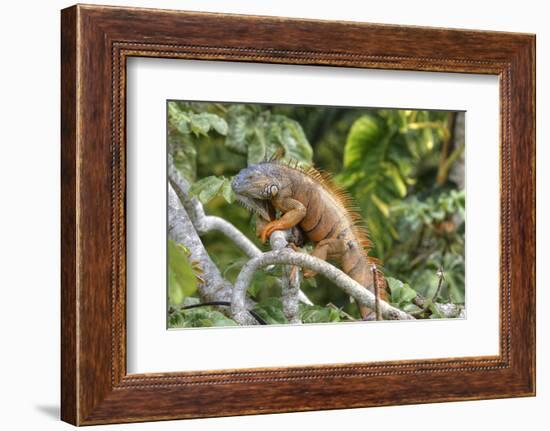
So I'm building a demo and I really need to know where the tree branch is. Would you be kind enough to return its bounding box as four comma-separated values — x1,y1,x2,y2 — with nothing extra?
231,249,415,325
168,155,205,226
270,231,302,323
169,169,459,324
168,184,257,324
168,155,312,306
201,215,260,258
168,155,263,256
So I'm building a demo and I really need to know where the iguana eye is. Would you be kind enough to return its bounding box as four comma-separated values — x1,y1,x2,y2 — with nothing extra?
269,185,279,197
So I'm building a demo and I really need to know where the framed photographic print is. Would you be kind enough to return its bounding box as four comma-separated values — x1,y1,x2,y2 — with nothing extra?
61,4,535,425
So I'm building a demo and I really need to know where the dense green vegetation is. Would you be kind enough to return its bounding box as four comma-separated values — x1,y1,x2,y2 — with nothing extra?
167,101,465,327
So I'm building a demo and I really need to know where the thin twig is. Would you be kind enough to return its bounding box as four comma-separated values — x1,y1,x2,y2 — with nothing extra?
412,267,446,318
371,263,382,321
432,267,445,302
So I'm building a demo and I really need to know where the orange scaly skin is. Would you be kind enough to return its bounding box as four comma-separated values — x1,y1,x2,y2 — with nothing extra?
232,161,386,319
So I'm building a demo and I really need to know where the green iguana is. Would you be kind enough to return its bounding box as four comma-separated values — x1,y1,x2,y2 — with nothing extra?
231,159,387,319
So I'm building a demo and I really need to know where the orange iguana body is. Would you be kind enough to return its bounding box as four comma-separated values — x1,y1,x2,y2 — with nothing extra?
231,160,387,319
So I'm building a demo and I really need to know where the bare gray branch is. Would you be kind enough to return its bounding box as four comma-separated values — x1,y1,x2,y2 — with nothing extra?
270,231,301,323
168,184,256,324
232,249,415,324
202,215,261,259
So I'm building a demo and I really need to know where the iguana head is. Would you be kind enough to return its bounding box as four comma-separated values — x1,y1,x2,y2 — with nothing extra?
231,163,281,221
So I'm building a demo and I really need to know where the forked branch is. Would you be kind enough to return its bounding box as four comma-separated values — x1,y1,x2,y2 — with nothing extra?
231,249,415,324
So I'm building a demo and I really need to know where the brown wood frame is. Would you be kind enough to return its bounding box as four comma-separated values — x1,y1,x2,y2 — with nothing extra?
61,4,536,426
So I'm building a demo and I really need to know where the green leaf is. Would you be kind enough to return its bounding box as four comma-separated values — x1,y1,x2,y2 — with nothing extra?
277,116,313,163
171,138,196,183
167,240,198,306
188,112,228,137
421,127,434,151
385,163,408,197
300,305,340,323
371,193,390,217
189,113,212,136
252,298,288,324
386,277,417,307
225,106,254,154
247,128,267,163
169,312,183,327
190,176,225,204
428,303,444,319
171,307,238,328
303,276,317,289
209,114,228,135
176,117,191,134
221,178,235,203
387,277,404,303
400,284,418,303
403,303,422,313
247,271,280,299
224,107,313,166
209,312,239,327
431,209,446,221
343,115,385,169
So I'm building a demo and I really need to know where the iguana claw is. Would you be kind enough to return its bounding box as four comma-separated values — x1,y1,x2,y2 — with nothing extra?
260,221,281,243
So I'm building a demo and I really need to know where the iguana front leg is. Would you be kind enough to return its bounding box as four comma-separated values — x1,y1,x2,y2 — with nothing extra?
255,216,270,238
260,198,306,243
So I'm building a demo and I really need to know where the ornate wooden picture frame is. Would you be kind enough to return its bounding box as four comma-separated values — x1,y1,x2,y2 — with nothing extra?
61,4,535,425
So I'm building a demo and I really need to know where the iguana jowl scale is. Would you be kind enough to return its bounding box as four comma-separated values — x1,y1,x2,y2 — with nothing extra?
232,160,386,319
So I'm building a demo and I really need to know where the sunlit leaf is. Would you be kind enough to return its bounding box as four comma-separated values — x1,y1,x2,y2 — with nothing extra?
188,112,228,137
171,306,238,328
300,305,340,323
247,128,267,163
190,176,225,204
371,193,390,217
225,114,250,154
168,240,198,306
343,115,385,169
278,116,313,163
209,115,228,135
221,178,235,203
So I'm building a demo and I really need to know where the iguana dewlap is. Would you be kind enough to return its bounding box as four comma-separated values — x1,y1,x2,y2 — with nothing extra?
232,160,386,319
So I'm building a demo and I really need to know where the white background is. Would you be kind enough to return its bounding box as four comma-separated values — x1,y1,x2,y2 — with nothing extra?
127,59,499,373
0,0,546,430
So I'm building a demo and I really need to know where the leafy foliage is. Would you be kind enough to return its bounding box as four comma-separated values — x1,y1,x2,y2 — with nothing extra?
251,299,352,325
167,101,465,327
190,176,235,205
386,277,422,314
252,298,289,325
169,298,238,328
173,102,313,206
168,103,229,183
337,110,453,256
225,104,313,164
167,240,198,307
300,304,344,324
388,189,465,302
